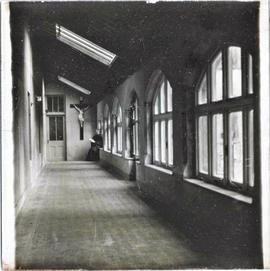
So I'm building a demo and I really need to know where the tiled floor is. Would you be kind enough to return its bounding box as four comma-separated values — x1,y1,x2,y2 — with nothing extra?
16,162,205,269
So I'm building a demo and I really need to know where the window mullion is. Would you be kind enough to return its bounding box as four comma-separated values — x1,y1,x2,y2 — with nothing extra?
158,90,161,115
157,120,159,163
55,117,57,141
52,97,54,112
224,112,229,186
58,96,60,112
153,121,155,162
223,48,228,100
223,48,229,186
242,50,248,97
117,120,118,152
243,109,248,190
207,64,212,104
165,119,168,166
195,116,198,175
208,113,212,176
165,79,168,113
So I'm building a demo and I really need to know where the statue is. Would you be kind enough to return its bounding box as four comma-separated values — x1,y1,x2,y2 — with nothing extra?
73,104,89,128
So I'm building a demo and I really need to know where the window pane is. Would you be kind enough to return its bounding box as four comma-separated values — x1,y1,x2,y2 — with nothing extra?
132,124,136,155
229,111,243,184
53,96,58,112
212,114,224,178
135,99,138,120
154,95,159,115
117,126,122,152
228,47,242,98
104,120,107,149
198,74,207,105
133,122,139,156
49,117,56,141
168,119,173,165
154,121,160,162
108,116,111,150
248,54,253,94
248,110,254,187
59,96,64,112
135,123,139,156
56,116,64,141
117,107,122,122
161,120,166,163
167,81,173,112
47,97,53,112
160,82,166,114
113,119,117,150
211,52,223,102
198,116,208,174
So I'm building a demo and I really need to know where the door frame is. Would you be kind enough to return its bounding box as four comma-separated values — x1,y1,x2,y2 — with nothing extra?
45,95,67,161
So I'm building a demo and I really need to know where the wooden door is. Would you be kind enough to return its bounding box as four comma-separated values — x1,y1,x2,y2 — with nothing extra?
47,115,65,161
46,96,66,161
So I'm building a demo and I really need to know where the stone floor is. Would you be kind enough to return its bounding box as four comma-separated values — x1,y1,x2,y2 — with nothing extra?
16,162,206,270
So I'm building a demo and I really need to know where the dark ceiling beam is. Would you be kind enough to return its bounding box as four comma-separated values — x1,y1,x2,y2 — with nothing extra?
10,1,259,107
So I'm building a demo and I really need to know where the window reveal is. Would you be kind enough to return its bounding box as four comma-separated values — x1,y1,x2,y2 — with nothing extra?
103,105,111,151
129,97,139,158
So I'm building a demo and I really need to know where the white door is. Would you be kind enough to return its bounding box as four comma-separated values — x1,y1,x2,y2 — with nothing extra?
46,96,66,161
47,115,65,161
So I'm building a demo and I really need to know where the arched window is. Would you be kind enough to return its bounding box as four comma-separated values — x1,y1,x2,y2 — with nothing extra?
113,100,122,154
152,75,173,167
196,46,255,192
103,105,111,151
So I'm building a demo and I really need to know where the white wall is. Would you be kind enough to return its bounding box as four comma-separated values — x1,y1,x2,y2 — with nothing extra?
1,2,15,268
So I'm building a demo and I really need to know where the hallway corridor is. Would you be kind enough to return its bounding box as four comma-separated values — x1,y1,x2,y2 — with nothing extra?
16,162,202,269
2,2,268,269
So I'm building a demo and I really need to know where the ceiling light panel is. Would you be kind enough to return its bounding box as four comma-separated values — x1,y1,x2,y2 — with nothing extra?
58,75,91,95
56,24,117,66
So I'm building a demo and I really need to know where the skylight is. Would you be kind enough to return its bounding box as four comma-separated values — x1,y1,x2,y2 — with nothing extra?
58,76,92,95
56,24,117,66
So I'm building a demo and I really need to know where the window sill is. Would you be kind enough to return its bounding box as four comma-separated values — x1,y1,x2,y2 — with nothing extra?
103,149,111,153
112,152,122,157
124,156,140,162
145,164,173,175
184,178,253,204
125,157,134,160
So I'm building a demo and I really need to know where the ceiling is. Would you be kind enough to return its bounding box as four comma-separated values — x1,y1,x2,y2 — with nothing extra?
10,1,258,106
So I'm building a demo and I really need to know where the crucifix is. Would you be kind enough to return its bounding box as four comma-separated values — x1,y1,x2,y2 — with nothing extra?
70,98,89,140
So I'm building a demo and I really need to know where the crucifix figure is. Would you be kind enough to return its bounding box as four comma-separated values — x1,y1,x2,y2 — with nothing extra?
73,104,89,128
70,99,89,140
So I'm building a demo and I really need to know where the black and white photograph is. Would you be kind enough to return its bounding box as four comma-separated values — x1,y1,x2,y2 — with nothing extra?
1,0,270,270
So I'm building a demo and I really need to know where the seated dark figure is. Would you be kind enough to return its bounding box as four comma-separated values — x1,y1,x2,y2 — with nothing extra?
87,143,99,161
86,133,103,161
92,134,103,148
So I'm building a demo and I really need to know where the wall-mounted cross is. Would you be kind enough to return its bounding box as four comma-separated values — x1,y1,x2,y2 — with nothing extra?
70,102,89,140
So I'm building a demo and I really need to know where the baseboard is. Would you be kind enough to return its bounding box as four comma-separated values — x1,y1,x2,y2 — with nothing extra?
15,162,46,218
15,185,31,218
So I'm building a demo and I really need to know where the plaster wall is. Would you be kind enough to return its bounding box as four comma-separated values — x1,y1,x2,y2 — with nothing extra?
13,26,44,214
